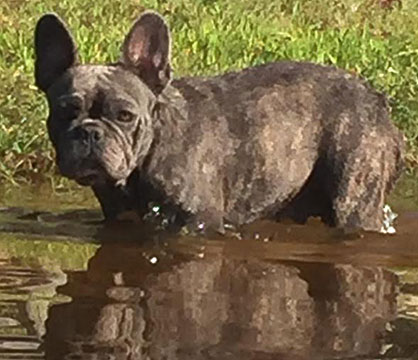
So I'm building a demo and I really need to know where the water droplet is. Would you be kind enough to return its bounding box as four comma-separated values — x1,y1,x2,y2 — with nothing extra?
197,222,205,230
224,223,235,230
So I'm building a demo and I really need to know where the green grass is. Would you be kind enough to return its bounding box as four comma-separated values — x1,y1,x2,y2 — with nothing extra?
1,0,418,184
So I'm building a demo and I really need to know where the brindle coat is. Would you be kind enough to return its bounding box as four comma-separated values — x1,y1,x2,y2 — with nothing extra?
34,11,404,233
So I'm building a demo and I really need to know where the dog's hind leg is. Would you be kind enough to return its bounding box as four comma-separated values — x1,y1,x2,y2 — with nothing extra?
328,133,402,233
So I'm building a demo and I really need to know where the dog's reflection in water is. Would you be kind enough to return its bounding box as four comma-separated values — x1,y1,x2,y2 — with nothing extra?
43,239,397,360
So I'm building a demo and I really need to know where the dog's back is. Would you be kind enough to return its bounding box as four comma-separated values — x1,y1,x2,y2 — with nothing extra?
145,61,403,229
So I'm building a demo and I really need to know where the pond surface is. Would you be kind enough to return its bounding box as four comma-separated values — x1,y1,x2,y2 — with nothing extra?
0,178,418,360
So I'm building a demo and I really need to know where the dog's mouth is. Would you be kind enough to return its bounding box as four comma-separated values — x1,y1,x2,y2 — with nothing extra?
59,159,105,186
61,160,125,187
57,141,130,186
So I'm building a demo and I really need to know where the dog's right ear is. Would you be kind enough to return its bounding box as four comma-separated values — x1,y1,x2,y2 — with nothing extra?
120,12,171,95
34,14,78,92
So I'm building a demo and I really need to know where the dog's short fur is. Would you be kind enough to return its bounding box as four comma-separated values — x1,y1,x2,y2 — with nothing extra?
34,11,404,233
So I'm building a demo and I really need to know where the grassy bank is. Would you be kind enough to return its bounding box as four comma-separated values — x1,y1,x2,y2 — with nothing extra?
1,0,418,184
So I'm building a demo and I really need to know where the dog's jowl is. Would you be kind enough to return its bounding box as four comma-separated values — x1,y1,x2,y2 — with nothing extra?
34,11,404,233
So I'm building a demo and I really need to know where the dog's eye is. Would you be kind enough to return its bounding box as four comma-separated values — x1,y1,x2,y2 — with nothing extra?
117,110,135,123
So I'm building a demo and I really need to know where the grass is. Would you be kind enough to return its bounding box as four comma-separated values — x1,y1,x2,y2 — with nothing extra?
1,0,418,184
0,232,98,271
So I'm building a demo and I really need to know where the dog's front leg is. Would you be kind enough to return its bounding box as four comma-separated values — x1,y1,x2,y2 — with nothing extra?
92,183,137,221
182,179,226,235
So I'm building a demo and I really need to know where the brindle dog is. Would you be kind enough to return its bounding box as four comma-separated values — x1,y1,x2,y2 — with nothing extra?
34,11,404,233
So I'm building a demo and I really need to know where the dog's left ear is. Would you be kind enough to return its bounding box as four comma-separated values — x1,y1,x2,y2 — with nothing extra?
120,12,171,95
34,14,78,92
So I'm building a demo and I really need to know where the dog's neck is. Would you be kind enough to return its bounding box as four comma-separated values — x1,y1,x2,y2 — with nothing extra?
144,83,190,169
154,83,189,135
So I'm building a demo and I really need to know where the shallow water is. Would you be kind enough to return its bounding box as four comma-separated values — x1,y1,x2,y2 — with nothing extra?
0,179,418,360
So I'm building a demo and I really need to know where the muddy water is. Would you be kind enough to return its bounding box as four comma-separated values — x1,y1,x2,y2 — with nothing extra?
0,178,417,360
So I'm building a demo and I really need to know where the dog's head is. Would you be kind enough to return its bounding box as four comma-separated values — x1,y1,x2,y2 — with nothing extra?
34,12,171,186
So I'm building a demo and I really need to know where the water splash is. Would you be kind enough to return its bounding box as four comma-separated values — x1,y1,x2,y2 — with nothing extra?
380,204,398,234
143,202,171,230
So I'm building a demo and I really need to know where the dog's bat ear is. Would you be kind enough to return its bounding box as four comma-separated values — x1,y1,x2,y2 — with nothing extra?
120,11,171,95
34,14,78,92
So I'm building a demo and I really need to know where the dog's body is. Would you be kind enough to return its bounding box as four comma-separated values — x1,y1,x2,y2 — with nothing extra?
34,12,404,233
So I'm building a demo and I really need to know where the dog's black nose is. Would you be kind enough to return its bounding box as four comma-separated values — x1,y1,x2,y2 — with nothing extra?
73,126,104,144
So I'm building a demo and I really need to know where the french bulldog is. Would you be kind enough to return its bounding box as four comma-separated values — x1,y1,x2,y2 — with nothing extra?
34,11,404,233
